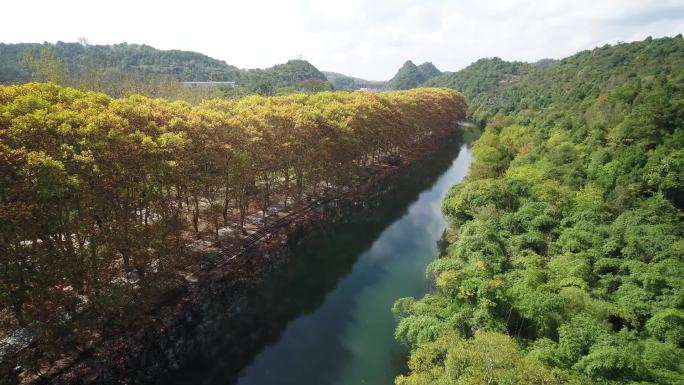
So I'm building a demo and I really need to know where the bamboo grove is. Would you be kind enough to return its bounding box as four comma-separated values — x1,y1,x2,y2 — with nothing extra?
0,83,466,350
394,36,684,385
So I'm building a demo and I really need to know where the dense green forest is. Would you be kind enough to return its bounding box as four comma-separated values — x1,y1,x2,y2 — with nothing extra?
0,83,466,380
424,57,534,106
424,57,560,103
0,42,331,96
416,62,443,79
242,59,330,94
394,35,684,385
384,60,443,90
0,42,242,83
2,31,683,385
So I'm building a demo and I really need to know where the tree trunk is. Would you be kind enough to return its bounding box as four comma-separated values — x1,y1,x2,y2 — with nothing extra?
283,169,290,208
192,194,200,239
262,175,270,225
238,191,247,235
12,263,28,327
90,233,99,296
296,170,304,205
222,186,231,226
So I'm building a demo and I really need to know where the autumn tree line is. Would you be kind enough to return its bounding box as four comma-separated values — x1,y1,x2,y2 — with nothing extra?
0,83,466,371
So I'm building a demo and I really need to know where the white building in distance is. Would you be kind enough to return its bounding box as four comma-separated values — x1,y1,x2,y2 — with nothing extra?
181,81,237,88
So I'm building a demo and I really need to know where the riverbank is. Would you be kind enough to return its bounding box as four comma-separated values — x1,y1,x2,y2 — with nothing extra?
26,129,464,385
163,136,474,385
0,85,467,385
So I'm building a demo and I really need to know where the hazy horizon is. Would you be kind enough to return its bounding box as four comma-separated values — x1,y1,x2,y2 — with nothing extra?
3,0,684,80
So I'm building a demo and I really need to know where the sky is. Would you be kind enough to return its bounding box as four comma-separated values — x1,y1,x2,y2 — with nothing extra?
2,0,684,80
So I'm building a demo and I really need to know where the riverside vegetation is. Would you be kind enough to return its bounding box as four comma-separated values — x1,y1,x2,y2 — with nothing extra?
0,33,682,385
393,35,684,385
0,83,466,382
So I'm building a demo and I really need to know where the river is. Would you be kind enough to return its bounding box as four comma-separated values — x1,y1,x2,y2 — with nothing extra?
163,136,473,385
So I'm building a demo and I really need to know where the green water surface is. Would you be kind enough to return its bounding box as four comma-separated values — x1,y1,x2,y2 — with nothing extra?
166,140,473,385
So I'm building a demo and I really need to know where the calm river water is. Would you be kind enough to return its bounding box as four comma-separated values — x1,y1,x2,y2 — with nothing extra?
164,137,473,385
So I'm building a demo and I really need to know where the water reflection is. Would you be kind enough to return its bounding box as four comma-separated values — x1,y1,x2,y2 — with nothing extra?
162,135,473,385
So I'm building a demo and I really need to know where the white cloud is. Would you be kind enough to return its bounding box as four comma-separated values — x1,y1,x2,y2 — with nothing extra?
2,0,683,80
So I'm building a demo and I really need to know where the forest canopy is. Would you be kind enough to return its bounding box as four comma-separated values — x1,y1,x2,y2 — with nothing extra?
0,84,466,380
0,42,331,97
395,35,684,385
384,60,443,91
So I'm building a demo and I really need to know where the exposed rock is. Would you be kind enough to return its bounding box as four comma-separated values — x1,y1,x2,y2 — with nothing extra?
0,328,36,363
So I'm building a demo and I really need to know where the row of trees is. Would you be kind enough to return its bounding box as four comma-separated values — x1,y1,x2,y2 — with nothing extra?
0,83,466,373
394,35,684,384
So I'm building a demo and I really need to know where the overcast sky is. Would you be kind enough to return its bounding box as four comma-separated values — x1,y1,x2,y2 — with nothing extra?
3,0,683,80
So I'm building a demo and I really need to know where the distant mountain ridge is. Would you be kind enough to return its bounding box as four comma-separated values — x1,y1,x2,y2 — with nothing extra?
424,57,534,102
0,42,241,83
245,59,328,86
0,41,569,95
0,42,329,89
322,71,386,90
384,60,443,90
416,62,442,79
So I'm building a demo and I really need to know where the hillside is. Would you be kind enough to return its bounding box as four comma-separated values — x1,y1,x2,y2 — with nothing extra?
0,42,331,92
534,58,558,69
384,60,442,90
424,57,534,104
395,35,684,385
0,42,242,83
466,35,684,124
416,62,442,78
322,71,386,90
244,59,328,89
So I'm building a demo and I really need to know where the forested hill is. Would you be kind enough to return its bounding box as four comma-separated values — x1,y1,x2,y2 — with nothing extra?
416,62,442,78
394,35,684,385
384,60,442,90
469,35,683,123
244,59,328,88
326,63,439,91
0,42,242,83
0,42,330,90
322,71,386,90
424,57,534,104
